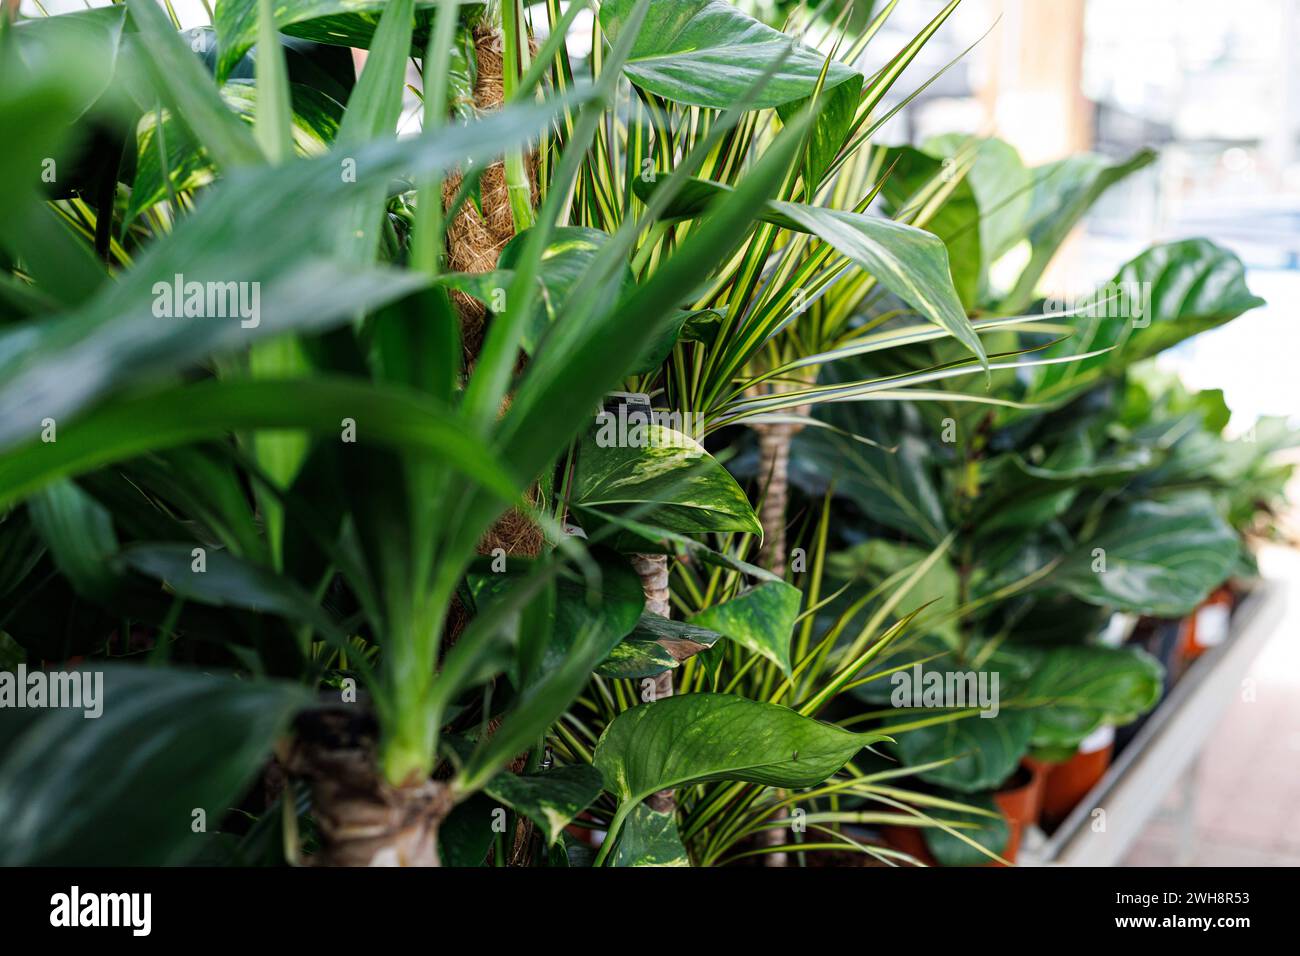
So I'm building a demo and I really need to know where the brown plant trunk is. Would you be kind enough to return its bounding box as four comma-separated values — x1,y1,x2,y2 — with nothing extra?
631,552,675,813
445,26,539,366
288,709,454,867
756,423,797,576
751,396,810,867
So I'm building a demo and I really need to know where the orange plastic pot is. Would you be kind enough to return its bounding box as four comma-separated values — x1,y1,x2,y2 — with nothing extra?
1180,586,1235,660
991,761,1046,865
882,759,1046,866
1040,728,1114,828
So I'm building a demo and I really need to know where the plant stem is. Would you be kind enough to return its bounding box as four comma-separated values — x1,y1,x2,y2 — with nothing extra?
500,0,536,231
593,800,634,867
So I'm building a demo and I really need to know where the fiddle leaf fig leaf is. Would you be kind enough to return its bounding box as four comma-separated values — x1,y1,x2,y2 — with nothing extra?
1017,645,1163,752
1055,493,1239,617
897,709,1035,795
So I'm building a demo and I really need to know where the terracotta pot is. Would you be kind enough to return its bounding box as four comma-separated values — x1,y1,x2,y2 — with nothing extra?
881,824,936,866
1040,726,1114,827
882,759,1046,867
1180,586,1235,661
991,760,1046,865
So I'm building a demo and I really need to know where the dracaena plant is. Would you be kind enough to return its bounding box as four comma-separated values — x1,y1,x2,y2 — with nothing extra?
2,0,966,870
0,0,891,867
546,495,1028,866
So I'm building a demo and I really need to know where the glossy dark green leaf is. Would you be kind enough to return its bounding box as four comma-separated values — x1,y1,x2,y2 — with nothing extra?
1018,645,1163,751
573,425,760,537
438,792,498,867
484,763,605,845
597,613,723,679
792,427,949,547
212,0,465,81
127,0,264,170
26,480,121,604
687,580,801,676
120,543,345,650
1055,493,1239,617
610,803,690,867
897,709,1034,794
0,664,309,865
1023,240,1266,410
594,693,887,805
599,0,861,111
638,176,985,365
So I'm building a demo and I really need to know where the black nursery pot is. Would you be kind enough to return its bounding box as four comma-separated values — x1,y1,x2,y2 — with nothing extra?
1113,617,1183,754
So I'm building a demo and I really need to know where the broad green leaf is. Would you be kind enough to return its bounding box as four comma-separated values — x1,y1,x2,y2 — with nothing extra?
11,5,127,121
599,0,862,111
687,580,801,676
0,378,518,510
1022,240,1266,411
127,80,342,221
1017,645,1163,752
546,559,646,676
126,0,264,170
120,543,348,651
484,764,605,846
212,0,466,81
1055,493,1239,617
438,792,497,867
792,424,949,547
26,480,121,605
897,709,1034,794
593,693,888,805
922,134,1032,298
597,614,723,679
1000,147,1156,313
880,145,982,310
0,665,309,865
572,425,761,537
611,803,690,867
923,791,1009,867
638,177,984,365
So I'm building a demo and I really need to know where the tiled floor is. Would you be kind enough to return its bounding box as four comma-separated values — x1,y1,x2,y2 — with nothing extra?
1123,544,1300,866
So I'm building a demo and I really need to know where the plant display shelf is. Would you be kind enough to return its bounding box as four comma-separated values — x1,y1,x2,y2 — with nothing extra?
1021,579,1287,866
